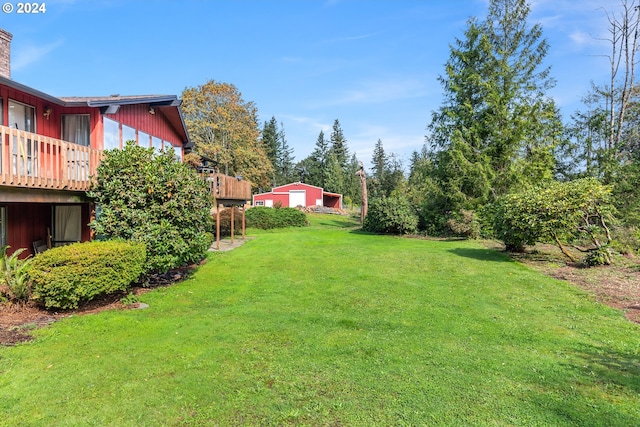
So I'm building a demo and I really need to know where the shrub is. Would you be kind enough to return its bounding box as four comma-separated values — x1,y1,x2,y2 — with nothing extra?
492,178,614,262
363,195,418,235
28,241,146,310
610,226,640,255
446,209,481,239
583,247,612,267
245,207,308,229
0,246,32,302
88,141,212,273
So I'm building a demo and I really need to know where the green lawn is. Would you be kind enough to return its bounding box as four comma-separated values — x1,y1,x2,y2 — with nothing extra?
1,214,639,426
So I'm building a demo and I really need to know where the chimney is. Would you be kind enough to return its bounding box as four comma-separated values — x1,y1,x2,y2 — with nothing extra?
0,29,12,79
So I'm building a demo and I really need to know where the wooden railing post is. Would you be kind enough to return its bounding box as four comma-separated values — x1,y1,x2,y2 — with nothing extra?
0,124,99,191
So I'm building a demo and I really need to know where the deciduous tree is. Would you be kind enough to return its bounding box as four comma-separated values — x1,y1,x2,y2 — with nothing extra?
182,80,272,190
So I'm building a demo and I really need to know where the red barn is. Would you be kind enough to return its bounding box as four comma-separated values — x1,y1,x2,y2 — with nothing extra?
253,182,342,209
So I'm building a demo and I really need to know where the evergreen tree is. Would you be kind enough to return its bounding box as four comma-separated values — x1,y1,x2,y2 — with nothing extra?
329,119,349,169
324,151,343,194
261,116,279,167
423,0,561,230
304,130,330,188
275,123,296,185
369,139,387,198
342,153,362,207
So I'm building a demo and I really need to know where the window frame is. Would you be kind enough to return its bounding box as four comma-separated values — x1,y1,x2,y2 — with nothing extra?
61,114,91,147
8,99,36,132
103,117,120,150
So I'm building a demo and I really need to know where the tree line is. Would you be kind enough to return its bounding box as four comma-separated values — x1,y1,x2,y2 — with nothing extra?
179,0,640,262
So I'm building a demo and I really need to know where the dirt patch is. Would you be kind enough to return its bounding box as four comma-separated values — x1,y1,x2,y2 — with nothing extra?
485,241,640,324
0,266,195,346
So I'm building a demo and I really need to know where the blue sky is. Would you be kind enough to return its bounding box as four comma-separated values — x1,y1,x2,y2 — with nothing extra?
2,0,618,170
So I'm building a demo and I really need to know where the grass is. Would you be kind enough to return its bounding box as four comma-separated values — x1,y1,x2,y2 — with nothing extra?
1,214,639,426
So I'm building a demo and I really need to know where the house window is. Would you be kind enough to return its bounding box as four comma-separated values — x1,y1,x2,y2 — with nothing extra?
8,100,37,176
8,100,35,131
254,200,264,206
152,136,162,153
103,117,120,150
53,205,82,246
0,206,6,247
62,114,90,146
0,98,3,125
138,131,150,148
122,125,136,145
170,142,183,161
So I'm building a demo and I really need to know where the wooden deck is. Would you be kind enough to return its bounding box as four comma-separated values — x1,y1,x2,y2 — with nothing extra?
0,125,101,192
0,125,252,202
203,172,252,203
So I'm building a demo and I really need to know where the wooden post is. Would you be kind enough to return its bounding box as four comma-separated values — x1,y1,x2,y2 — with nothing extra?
242,203,246,239
216,204,221,250
230,205,235,244
356,161,368,224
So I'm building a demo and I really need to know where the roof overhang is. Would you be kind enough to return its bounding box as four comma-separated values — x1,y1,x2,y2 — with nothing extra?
0,76,192,148
0,75,65,106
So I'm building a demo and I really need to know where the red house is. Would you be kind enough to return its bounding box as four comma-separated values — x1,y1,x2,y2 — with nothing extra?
0,29,191,256
252,182,342,209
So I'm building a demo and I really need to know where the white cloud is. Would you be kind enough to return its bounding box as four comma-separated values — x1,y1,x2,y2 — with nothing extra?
280,114,332,134
569,30,593,47
12,39,64,71
314,77,430,108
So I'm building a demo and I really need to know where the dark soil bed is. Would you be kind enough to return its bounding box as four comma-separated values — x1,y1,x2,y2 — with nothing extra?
0,266,195,346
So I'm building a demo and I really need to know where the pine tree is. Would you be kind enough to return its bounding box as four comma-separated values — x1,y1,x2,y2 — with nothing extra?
369,139,387,197
425,0,561,226
261,116,279,167
304,130,330,188
275,123,296,185
329,119,349,169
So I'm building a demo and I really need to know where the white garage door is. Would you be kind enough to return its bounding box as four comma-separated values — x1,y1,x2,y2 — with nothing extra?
289,190,306,207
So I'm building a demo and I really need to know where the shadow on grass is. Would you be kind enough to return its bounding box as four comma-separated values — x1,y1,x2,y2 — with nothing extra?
313,218,361,228
447,247,512,262
571,343,640,395
526,343,640,424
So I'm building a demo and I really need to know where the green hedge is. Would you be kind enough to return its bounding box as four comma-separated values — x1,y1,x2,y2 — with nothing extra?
245,207,308,229
28,240,146,310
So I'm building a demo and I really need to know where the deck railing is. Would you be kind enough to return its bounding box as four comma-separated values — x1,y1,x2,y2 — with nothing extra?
0,125,101,191
203,172,252,202
0,125,251,200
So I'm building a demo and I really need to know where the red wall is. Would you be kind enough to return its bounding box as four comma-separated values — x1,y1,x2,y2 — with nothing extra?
0,86,67,139
271,183,323,207
5,203,91,257
0,87,184,152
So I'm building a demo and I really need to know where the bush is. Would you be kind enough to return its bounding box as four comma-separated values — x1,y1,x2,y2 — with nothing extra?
583,247,612,267
245,207,308,229
363,195,418,235
0,246,32,302
491,178,614,262
28,241,146,310
446,209,481,239
610,226,640,255
88,141,212,274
